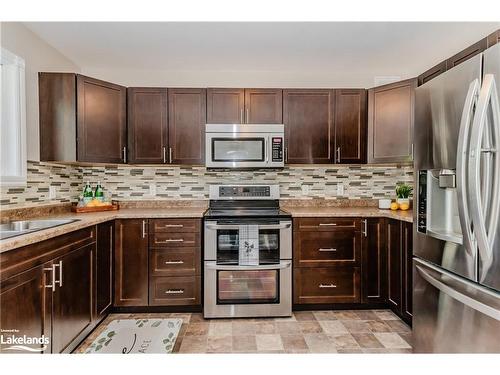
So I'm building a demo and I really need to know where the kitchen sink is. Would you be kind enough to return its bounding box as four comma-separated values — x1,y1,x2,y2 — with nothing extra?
0,219,80,240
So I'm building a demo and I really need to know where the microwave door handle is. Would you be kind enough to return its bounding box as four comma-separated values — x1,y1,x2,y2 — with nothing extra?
469,75,500,280
457,79,480,257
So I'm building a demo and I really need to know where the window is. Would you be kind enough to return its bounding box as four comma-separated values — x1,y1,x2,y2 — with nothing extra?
0,48,26,186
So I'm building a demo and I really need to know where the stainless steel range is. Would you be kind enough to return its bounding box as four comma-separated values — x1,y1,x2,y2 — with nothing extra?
203,184,292,318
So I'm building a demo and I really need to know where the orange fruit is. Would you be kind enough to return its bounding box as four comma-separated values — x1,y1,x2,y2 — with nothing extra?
390,202,399,211
399,203,410,211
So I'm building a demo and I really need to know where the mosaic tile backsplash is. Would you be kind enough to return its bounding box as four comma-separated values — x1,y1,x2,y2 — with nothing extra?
1,161,413,208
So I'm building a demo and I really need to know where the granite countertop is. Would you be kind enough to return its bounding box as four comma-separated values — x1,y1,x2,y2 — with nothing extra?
0,207,208,254
282,206,413,223
0,202,413,254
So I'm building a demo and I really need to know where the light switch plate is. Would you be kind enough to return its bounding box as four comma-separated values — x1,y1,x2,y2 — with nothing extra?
49,186,56,200
149,183,157,197
337,184,344,196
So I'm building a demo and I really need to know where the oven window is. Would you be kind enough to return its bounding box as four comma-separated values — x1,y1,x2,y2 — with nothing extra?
216,228,280,265
217,270,279,304
212,138,265,162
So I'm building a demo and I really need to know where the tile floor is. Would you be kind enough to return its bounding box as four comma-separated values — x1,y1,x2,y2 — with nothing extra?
75,309,412,354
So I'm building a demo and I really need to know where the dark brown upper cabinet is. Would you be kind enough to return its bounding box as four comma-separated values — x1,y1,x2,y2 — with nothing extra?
207,88,282,124
127,87,168,164
168,88,207,164
334,89,367,164
244,89,283,123
207,88,245,123
39,73,127,163
367,78,416,164
283,89,334,164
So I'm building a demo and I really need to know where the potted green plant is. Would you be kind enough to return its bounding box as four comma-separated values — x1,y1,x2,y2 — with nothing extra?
395,183,412,206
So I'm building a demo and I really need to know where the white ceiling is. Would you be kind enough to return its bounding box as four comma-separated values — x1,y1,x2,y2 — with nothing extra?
24,22,500,87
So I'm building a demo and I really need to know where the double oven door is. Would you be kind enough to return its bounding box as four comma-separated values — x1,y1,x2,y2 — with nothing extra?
203,219,292,318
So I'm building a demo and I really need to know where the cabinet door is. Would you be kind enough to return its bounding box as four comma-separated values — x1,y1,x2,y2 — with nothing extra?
334,89,367,164
127,87,168,164
52,244,93,353
244,89,283,124
0,265,50,353
386,219,402,313
361,218,387,304
168,88,207,164
76,75,126,163
367,79,416,163
402,221,413,324
207,88,244,123
283,89,334,164
114,219,149,306
95,222,113,321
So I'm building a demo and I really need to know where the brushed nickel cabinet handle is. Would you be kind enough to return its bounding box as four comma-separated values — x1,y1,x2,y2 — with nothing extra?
163,146,167,163
285,147,288,163
54,260,63,288
319,248,337,252
240,108,244,124
160,238,184,243
164,260,185,265
123,147,127,163
142,220,147,238
319,223,337,226
362,219,368,237
336,147,341,163
44,266,55,292
162,224,183,228
246,108,249,123
169,147,173,164
319,283,337,288
165,289,184,294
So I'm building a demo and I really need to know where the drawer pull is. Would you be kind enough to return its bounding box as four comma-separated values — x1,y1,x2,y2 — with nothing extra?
164,260,185,265
318,248,337,252
160,239,184,243
319,223,337,226
319,283,337,288
161,224,184,228
165,289,185,294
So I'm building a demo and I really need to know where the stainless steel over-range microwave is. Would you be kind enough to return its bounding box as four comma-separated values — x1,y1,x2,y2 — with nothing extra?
205,124,285,168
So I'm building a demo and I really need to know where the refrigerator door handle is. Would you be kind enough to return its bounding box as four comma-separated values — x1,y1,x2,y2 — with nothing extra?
415,260,500,322
457,79,480,257
468,74,500,280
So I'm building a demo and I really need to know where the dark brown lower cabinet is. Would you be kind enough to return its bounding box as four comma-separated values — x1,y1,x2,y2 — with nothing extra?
0,265,49,354
386,219,413,325
402,221,413,323
114,219,149,307
51,244,93,353
361,218,387,304
95,221,114,321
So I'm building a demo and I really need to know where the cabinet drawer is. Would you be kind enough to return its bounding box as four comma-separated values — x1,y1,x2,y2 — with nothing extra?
293,267,360,304
295,230,361,267
150,219,200,233
149,276,201,306
296,218,360,231
151,232,200,248
150,248,200,277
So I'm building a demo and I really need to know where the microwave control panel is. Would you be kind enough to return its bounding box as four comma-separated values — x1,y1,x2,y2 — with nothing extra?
271,137,283,162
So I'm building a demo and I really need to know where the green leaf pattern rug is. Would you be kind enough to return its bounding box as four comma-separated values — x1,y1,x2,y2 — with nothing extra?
84,319,182,354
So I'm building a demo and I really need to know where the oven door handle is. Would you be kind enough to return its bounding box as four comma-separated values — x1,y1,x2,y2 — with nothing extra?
205,260,291,271
205,223,291,230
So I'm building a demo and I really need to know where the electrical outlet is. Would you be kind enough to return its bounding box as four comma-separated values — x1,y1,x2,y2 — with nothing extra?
149,183,157,197
49,186,56,200
337,183,344,196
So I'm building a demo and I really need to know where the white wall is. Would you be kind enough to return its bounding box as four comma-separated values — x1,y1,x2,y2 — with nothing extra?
0,22,80,161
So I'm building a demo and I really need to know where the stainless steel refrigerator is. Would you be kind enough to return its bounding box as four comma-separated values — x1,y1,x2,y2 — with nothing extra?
413,43,500,353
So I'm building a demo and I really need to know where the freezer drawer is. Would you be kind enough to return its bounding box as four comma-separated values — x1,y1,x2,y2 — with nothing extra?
413,258,500,353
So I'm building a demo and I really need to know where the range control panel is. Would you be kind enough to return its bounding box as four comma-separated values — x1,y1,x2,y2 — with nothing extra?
219,185,271,198
417,170,427,233
271,137,283,162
